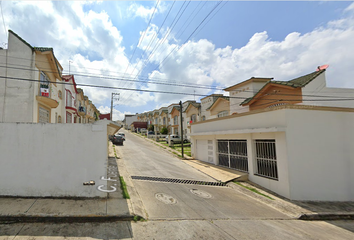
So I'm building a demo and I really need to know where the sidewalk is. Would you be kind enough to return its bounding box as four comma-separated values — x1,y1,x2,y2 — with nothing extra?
0,142,135,223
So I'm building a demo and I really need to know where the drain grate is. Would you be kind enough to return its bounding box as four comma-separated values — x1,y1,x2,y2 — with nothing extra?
131,176,226,187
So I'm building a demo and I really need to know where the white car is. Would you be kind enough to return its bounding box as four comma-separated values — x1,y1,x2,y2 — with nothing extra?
165,135,188,144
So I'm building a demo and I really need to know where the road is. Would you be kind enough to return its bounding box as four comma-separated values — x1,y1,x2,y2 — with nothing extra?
119,130,288,221
1,129,354,239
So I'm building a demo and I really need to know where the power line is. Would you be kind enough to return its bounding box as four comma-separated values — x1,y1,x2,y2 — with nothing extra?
3,75,354,102
123,0,160,79
1,64,354,100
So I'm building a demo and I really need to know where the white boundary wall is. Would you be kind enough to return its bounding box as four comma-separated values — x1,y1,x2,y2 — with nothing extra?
0,122,108,197
190,107,354,201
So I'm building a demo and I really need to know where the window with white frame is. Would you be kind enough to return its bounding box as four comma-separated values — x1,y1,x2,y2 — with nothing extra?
174,116,178,125
202,115,206,121
66,90,72,107
254,139,278,180
163,117,166,125
217,111,229,118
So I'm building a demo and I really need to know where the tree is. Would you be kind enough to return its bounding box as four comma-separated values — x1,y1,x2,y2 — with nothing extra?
148,125,154,131
160,127,168,134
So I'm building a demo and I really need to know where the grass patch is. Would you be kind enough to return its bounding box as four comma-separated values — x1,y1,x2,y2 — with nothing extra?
133,215,146,222
234,181,274,200
119,176,130,199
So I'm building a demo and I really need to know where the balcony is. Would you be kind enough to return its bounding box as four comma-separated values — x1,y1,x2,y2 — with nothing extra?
78,106,86,116
36,84,58,108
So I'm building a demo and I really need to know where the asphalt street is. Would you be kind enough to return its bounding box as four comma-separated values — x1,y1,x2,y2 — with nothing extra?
119,131,288,220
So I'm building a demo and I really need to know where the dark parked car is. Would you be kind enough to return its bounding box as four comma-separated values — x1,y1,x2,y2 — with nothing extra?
117,133,125,141
147,131,155,135
112,135,124,145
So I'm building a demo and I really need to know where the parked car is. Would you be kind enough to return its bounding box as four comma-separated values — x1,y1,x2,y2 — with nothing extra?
165,135,188,144
117,133,125,141
112,135,124,145
147,131,155,135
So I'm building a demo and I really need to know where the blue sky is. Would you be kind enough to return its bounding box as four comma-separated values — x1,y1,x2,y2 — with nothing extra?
0,1,354,120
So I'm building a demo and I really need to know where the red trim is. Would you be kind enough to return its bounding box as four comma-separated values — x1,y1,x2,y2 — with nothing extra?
62,75,79,94
66,106,78,115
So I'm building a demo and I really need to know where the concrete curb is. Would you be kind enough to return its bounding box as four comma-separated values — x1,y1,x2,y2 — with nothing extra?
298,213,354,221
0,215,135,223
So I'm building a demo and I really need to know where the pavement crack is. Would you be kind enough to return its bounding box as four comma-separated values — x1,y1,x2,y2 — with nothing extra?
24,198,38,214
11,223,25,240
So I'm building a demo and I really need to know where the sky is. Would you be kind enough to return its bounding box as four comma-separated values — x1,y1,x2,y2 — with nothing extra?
0,1,353,120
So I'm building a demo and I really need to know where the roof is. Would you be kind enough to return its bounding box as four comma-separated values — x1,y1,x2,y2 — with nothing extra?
241,70,326,105
200,94,223,101
183,102,201,113
206,96,229,110
224,77,273,91
9,30,63,79
170,106,181,114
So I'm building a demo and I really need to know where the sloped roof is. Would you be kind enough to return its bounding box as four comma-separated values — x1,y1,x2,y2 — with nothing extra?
206,96,229,110
224,77,273,91
183,102,201,113
9,30,63,79
241,70,326,105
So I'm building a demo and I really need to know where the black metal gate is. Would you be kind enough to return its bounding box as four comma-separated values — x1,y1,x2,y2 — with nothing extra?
217,140,248,172
218,140,248,172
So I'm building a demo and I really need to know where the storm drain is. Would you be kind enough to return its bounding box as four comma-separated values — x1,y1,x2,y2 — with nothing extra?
131,176,226,187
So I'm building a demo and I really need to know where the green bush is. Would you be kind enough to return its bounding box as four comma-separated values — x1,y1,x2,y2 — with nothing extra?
160,127,168,134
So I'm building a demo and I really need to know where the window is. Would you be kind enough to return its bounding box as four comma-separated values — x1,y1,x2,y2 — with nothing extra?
163,117,166,125
58,115,62,123
38,106,50,123
217,111,229,118
66,90,72,107
58,90,62,99
202,116,206,121
174,116,178,125
218,140,248,172
191,114,197,123
39,72,50,97
155,117,158,124
55,112,58,123
255,140,278,180
66,112,72,123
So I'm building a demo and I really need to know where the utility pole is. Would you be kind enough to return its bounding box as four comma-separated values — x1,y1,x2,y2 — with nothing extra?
110,93,120,121
179,101,184,159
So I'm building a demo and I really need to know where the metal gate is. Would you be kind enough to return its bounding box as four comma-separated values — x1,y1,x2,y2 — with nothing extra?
217,140,248,172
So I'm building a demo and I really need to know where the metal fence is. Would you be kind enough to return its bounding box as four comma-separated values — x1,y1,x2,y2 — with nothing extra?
255,140,278,180
218,140,248,172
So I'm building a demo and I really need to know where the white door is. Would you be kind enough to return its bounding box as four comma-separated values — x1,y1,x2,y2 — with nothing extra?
196,139,209,163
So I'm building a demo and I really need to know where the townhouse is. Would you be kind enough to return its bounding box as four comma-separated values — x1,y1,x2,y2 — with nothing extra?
0,30,100,124
190,67,354,201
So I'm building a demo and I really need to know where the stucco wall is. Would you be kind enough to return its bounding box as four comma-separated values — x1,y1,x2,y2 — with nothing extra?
0,122,108,197
0,31,36,123
285,109,354,201
191,107,354,201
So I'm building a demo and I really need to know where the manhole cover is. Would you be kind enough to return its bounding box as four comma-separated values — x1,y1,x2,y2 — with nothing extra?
190,189,212,199
155,193,177,204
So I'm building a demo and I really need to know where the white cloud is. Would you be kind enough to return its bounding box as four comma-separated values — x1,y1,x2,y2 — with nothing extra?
1,1,354,114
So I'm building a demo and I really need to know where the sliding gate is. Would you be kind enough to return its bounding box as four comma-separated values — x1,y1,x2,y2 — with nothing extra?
218,140,248,172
